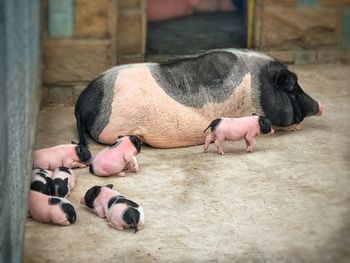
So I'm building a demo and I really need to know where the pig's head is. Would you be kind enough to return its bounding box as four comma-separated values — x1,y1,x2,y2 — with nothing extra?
259,62,324,127
129,135,142,154
75,144,92,164
81,184,114,209
49,178,69,197
258,116,274,135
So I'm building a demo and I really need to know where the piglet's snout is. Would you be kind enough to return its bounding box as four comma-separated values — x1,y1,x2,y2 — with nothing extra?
317,102,325,116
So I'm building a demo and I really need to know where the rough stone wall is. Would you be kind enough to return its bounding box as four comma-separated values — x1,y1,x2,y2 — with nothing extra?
117,0,147,64
253,0,350,63
0,0,41,262
42,0,119,106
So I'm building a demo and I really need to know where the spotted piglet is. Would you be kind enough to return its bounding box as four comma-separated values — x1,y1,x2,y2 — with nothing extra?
81,184,145,232
89,136,142,177
31,168,53,195
50,166,75,198
28,190,76,226
33,144,91,170
204,115,274,155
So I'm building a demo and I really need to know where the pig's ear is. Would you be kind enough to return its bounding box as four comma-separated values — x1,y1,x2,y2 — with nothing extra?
275,69,296,92
106,184,113,189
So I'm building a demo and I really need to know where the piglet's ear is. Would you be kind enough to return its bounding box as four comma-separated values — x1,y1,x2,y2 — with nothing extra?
106,184,113,189
275,69,296,92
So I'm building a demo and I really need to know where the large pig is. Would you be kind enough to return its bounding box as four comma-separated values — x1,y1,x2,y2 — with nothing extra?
204,115,274,155
75,49,324,148
31,168,53,195
81,184,145,232
50,166,75,198
33,144,91,170
89,135,141,177
28,190,76,226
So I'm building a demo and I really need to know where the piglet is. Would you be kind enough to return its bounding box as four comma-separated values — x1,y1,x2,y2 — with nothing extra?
80,184,145,232
203,115,274,155
33,143,91,170
89,135,142,177
50,166,75,198
28,190,76,226
31,168,53,195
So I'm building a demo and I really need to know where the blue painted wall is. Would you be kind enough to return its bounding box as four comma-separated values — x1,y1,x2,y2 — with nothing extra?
0,0,41,262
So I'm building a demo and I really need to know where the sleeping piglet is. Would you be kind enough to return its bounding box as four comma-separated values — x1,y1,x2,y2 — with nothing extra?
204,115,274,155
50,166,75,198
33,143,91,170
89,135,142,177
80,184,145,232
31,168,53,195
28,190,76,226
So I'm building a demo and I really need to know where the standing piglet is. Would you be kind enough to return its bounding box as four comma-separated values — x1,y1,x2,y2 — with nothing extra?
204,115,274,155
28,190,76,226
31,168,53,195
80,184,145,232
50,166,75,198
89,136,142,177
33,144,91,170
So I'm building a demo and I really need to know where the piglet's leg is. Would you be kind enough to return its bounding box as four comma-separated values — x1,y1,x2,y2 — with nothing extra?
108,221,124,231
126,156,138,173
65,160,87,169
215,136,225,155
204,133,215,153
245,137,256,152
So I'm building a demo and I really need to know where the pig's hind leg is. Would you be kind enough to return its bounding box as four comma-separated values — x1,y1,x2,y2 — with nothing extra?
214,135,225,155
108,221,124,231
204,133,215,153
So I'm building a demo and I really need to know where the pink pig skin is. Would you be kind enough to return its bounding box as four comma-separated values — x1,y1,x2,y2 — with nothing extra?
52,167,75,192
204,116,274,155
80,185,145,232
33,144,87,170
28,190,76,226
90,137,139,177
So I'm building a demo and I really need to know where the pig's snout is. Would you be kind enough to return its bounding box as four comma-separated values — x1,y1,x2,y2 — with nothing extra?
316,102,325,116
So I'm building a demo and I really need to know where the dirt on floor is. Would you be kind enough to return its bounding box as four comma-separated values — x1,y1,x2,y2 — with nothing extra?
23,64,350,263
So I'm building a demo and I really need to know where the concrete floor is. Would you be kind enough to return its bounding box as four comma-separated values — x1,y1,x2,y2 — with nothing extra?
23,64,350,263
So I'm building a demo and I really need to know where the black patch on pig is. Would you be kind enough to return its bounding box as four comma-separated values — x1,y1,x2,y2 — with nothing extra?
61,203,76,224
74,69,118,145
36,172,48,180
129,135,142,153
123,207,140,233
109,139,122,148
48,197,61,205
258,61,320,126
108,195,139,209
84,186,101,209
203,118,222,133
258,116,272,134
89,164,94,175
58,166,71,174
75,144,91,163
30,181,50,195
115,198,139,208
49,178,69,197
150,50,248,108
